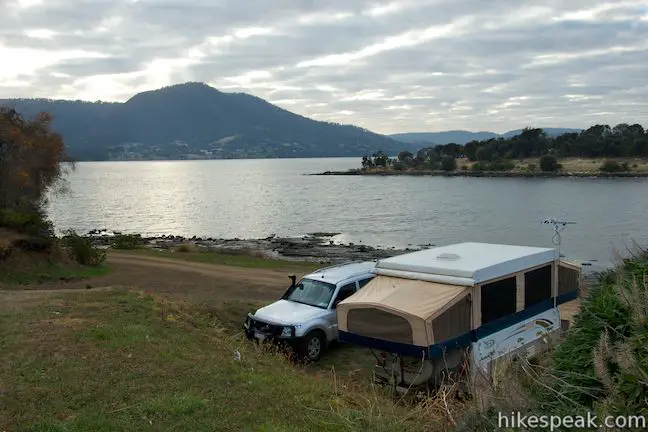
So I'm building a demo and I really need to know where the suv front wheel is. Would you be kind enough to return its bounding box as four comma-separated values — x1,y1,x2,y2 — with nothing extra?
299,330,326,362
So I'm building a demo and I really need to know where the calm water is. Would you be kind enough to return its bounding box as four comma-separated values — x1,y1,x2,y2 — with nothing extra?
46,158,648,271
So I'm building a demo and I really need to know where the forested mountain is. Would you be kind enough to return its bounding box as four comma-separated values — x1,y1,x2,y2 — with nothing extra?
0,82,414,161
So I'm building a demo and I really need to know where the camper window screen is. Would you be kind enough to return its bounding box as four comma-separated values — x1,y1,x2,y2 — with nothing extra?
524,265,552,308
480,276,516,324
347,308,413,344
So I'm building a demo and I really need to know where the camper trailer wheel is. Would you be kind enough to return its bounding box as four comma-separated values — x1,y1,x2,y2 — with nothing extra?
300,330,325,361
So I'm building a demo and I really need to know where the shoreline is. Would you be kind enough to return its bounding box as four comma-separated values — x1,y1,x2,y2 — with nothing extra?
311,169,648,178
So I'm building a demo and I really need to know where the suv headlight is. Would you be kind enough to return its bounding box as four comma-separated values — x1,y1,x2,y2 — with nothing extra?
280,326,294,338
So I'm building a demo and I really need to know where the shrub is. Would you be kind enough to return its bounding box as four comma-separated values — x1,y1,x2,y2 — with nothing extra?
527,163,537,172
111,233,141,250
0,209,54,238
536,247,648,417
489,160,515,171
539,154,559,172
461,165,469,171
441,155,457,171
177,244,193,253
471,162,487,171
600,160,623,172
392,161,406,171
61,229,106,266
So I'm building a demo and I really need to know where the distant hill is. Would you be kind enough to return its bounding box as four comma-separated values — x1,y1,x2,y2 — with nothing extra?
0,82,414,161
390,128,583,145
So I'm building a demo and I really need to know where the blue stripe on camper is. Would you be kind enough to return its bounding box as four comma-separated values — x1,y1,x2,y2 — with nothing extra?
427,332,473,358
338,331,428,358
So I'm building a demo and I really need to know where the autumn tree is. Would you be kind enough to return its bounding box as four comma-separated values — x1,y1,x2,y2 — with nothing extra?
0,106,71,235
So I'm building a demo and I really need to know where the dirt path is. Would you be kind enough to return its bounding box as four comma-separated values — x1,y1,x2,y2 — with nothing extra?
1,252,306,304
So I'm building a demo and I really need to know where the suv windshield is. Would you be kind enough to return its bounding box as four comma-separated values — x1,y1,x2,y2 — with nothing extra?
283,278,336,309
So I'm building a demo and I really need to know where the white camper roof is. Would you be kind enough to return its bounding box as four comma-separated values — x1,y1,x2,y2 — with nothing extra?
374,242,556,285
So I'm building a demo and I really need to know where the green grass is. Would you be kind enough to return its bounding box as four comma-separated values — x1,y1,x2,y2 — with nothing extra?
0,263,109,285
119,248,323,272
0,289,441,431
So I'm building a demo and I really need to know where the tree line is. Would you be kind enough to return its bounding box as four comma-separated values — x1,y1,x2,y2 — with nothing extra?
362,123,648,172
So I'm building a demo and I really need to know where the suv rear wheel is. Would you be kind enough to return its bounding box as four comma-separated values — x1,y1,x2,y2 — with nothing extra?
299,330,326,362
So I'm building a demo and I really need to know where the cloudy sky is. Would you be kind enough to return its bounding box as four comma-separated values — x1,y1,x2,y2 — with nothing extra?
1,0,647,134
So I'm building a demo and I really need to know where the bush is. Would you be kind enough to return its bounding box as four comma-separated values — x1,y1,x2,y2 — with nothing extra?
489,160,515,171
527,163,537,172
441,155,457,171
599,160,622,172
176,244,193,253
536,247,648,418
461,165,469,171
539,154,559,172
61,229,106,266
392,161,406,171
111,233,141,250
471,162,487,171
0,209,54,238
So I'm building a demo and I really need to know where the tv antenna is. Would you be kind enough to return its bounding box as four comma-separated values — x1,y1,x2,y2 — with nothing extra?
543,218,575,307
543,218,576,248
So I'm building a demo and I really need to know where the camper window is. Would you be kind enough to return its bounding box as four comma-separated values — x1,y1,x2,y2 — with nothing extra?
480,276,516,324
558,265,580,296
432,295,471,343
347,308,413,344
524,264,552,308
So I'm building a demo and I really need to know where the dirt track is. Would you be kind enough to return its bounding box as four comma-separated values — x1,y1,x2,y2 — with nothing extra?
1,251,303,303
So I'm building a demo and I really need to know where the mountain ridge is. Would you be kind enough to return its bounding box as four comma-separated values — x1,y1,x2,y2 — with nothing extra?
1,82,415,161
390,128,584,145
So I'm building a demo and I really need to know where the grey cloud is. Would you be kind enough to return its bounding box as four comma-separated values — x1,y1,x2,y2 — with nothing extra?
2,0,647,132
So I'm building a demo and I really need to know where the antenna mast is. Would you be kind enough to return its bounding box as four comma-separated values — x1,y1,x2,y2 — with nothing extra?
543,218,575,307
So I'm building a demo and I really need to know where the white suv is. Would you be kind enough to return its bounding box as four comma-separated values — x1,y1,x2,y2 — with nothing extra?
243,261,376,361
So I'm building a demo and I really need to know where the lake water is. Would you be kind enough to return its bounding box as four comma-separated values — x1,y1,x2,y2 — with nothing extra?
46,158,648,271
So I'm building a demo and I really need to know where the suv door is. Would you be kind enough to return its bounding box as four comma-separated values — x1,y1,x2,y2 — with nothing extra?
328,281,358,340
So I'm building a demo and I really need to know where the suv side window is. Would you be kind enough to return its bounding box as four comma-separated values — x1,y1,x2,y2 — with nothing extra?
357,276,374,289
332,282,357,308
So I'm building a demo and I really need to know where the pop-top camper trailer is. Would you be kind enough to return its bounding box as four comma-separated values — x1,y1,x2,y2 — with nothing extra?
336,241,581,389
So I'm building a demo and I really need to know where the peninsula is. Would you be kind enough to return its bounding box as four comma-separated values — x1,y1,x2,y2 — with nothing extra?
315,125,648,177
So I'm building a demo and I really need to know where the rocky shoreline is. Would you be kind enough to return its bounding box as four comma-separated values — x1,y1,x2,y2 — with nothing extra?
84,230,417,263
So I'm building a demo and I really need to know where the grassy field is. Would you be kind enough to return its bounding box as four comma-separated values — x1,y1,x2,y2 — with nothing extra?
0,262,109,286
0,288,448,432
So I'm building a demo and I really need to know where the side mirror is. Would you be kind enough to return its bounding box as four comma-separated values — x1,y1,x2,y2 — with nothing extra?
288,274,296,287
